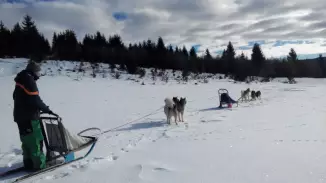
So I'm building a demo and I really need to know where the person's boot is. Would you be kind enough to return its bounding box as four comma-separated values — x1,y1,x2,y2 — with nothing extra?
23,158,34,171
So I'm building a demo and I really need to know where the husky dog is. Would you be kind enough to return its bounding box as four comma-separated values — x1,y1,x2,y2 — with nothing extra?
173,97,187,122
164,97,178,125
240,88,250,102
251,90,256,100
255,90,261,99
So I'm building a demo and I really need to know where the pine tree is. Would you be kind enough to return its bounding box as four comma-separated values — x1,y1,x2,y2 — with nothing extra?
0,21,11,57
239,52,247,61
55,29,79,60
155,37,167,69
189,46,197,59
225,41,236,75
21,14,45,59
21,15,37,31
182,46,188,58
220,49,228,74
51,32,58,55
156,37,165,51
204,49,212,60
287,48,297,62
168,44,173,53
189,46,198,73
10,23,23,57
109,34,124,48
318,54,325,77
251,43,265,75
234,51,251,81
286,48,298,78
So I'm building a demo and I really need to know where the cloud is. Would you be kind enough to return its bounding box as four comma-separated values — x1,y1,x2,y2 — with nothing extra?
0,0,326,59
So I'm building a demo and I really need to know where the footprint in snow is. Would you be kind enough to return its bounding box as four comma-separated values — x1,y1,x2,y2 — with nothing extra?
153,167,172,172
185,123,189,129
122,164,143,182
91,155,119,162
121,148,129,152
69,160,90,170
44,171,71,181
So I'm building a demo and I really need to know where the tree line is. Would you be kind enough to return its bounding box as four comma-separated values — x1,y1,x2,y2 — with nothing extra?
0,15,325,82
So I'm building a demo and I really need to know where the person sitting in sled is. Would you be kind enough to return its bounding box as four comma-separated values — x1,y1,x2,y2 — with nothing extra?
13,60,57,171
219,92,237,108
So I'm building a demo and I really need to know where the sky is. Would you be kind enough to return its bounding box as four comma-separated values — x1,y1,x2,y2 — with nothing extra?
0,0,326,59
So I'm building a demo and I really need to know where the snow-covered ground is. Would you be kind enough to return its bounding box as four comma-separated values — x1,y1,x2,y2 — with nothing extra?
1,58,326,183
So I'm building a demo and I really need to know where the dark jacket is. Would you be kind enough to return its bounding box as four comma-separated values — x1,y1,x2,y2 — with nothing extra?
13,69,51,122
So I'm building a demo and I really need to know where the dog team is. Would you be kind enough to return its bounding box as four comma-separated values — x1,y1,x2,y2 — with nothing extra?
164,88,261,125
240,88,261,102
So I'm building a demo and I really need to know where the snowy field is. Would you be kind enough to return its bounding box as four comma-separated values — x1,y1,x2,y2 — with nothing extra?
1,58,326,183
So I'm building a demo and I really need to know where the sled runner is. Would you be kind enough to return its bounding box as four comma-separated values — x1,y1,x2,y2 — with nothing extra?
0,113,100,182
218,89,238,108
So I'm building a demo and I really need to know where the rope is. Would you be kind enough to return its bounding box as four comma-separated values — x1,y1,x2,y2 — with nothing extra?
100,106,164,135
77,127,102,137
99,92,241,135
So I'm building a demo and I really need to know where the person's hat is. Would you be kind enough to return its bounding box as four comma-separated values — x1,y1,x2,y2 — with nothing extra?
26,60,41,73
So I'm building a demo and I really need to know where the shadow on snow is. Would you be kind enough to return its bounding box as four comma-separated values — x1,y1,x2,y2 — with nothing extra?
115,120,167,131
199,107,226,112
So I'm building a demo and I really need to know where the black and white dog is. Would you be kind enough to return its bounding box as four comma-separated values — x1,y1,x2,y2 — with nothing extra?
173,97,187,122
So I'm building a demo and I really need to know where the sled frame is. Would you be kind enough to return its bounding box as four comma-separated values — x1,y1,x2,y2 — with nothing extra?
40,116,97,162
218,88,238,107
0,115,99,182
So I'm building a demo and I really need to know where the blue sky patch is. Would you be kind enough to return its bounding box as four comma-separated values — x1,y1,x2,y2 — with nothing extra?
305,40,315,44
238,46,252,50
297,53,326,60
215,50,224,55
191,44,201,52
273,40,305,47
112,12,128,21
236,40,265,51
248,40,266,46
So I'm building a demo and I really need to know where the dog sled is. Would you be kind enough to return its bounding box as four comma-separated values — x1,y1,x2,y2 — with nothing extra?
0,113,101,182
218,89,238,108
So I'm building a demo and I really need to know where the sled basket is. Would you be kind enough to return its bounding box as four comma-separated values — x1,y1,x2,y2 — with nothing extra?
218,88,229,95
218,88,238,107
40,116,98,159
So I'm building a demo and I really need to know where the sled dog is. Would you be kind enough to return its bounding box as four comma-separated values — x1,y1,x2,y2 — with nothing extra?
164,97,178,125
240,88,250,101
173,97,187,122
251,90,256,100
255,90,261,99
